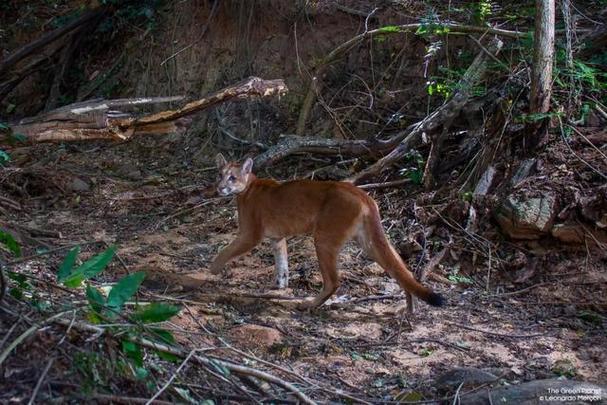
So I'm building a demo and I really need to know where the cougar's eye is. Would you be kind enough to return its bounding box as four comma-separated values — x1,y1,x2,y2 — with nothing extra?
228,175,236,182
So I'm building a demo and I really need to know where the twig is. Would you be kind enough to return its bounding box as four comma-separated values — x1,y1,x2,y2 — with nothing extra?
358,178,412,190
88,394,173,405
446,322,545,338
146,349,197,404
133,336,316,405
0,309,79,366
28,357,54,405
8,240,100,264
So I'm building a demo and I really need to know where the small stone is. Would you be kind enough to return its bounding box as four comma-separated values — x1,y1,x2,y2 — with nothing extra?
435,367,498,390
70,177,90,192
229,324,283,350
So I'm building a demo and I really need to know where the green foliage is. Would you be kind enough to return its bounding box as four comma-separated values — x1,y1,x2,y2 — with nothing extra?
447,274,474,284
0,150,10,166
415,23,450,37
469,0,492,25
399,150,425,185
0,230,21,256
53,245,181,383
7,271,31,300
516,111,563,124
107,272,146,313
58,245,116,287
377,25,402,34
132,302,181,323
57,246,80,281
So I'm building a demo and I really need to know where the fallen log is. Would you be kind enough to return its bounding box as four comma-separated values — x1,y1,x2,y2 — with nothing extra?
2,77,287,145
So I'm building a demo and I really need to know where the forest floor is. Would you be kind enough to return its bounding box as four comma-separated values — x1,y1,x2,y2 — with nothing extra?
1,138,606,403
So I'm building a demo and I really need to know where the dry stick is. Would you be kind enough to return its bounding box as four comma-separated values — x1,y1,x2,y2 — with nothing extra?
132,336,316,405
0,309,78,366
446,322,545,338
28,357,54,405
8,240,100,264
183,306,371,404
88,394,173,405
146,349,198,405
558,117,607,180
12,77,286,144
357,178,412,190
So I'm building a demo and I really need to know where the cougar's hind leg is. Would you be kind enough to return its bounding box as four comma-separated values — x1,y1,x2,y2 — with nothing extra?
299,198,359,310
298,238,341,310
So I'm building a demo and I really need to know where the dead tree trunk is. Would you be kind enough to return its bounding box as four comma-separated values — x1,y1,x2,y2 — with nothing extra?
528,0,555,143
2,77,287,145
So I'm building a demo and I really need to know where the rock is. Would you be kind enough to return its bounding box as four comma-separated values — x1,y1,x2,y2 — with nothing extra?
435,367,498,390
495,193,557,240
459,378,607,405
511,159,537,187
474,166,497,197
229,324,283,350
551,223,585,244
70,177,90,192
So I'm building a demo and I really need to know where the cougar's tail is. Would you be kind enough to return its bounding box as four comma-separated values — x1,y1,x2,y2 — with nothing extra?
363,203,444,307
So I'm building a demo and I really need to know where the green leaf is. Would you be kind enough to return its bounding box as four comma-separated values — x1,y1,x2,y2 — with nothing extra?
0,150,11,166
132,302,181,323
122,340,144,367
0,230,21,256
9,288,23,300
156,350,180,363
86,285,106,313
407,169,423,185
134,366,149,380
0,122,8,129
107,272,145,311
58,246,80,282
10,133,26,143
63,245,116,288
150,328,176,344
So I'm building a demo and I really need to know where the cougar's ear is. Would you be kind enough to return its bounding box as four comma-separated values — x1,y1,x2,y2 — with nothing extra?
241,157,254,175
215,153,227,168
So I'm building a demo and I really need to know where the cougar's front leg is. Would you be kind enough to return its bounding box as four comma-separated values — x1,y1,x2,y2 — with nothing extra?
210,233,261,275
273,238,289,289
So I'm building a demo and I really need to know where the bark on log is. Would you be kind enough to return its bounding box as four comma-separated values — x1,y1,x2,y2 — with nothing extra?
3,77,287,144
529,0,555,125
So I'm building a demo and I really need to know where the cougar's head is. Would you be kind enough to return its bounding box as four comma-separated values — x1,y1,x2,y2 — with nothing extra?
215,153,254,197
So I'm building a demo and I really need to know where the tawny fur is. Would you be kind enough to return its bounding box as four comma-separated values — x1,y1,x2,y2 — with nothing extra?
210,154,444,310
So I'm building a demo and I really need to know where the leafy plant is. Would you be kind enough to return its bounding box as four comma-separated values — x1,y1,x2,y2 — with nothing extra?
0,230,21,257
447,274,474,285
399,150,425,185
470,0,493,25
55,245,182,380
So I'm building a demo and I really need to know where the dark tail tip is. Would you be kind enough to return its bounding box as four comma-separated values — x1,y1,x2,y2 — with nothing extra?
425,292,445,307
